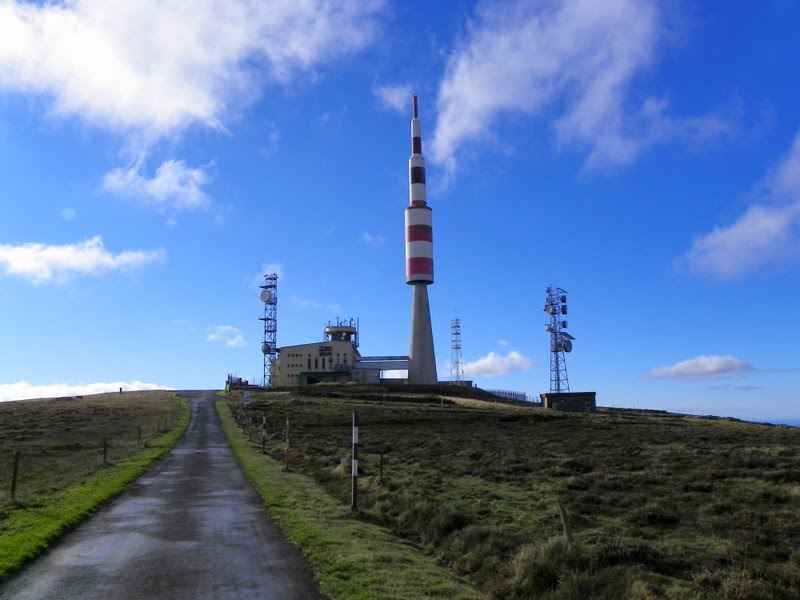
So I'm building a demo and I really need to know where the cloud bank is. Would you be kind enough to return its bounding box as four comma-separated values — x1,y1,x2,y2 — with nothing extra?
648,355,753,380
463,350,534,378
0,236,164,283
0,0,385,136
0,380,171,402
431,0,729,175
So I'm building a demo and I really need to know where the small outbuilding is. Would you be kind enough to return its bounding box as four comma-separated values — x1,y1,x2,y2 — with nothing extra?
540,391,596,413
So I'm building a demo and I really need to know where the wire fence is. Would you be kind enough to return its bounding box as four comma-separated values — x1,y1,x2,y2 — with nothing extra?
227,396,800,550
1,413,179,505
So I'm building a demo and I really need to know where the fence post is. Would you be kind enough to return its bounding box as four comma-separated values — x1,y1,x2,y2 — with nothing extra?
556,499,573,545
262,430,267,455
283,415,290,471
103,439,109,465
11,451,21,502
351,411,359,513
137,426,142,448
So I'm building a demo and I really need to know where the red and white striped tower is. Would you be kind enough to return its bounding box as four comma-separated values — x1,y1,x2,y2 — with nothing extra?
405,95,438,384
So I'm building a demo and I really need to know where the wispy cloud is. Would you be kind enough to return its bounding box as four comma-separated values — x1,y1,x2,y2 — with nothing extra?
431,0,731,175
360,232,385,247
707,384,765,393
290,295,343,313
463,350,534,378
373,83,412,114
677,130,800,279
60,208,77,221
0,380,171,402
0,236,164,283
206,325,246,348
0,0,385,137
103,156,213,212
648,355,753,380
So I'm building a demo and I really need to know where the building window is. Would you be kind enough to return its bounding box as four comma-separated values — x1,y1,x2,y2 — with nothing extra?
315,358,318,369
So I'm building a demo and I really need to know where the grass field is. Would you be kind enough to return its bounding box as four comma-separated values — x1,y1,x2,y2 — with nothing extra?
225,386,800,599
0,391,188,581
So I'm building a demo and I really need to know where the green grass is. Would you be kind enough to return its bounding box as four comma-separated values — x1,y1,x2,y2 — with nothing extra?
0,392,189,581
223,386,800,599
216,398,485,600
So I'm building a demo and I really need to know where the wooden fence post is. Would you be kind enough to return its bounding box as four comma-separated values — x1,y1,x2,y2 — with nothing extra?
556,500,573,545
11,451,21,502
283,415,290,471
351,411,359,513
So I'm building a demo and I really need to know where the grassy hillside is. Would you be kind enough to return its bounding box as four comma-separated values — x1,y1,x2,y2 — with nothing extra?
0,391,187,581
226,386,800,599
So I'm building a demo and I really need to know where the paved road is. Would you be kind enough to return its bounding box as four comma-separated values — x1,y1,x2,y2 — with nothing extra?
0,391,328,600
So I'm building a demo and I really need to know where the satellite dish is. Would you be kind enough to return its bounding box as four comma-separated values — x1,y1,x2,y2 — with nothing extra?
260,290,272,303
560,295,567,303
559,332,575,340
561,321,568,328
261,343,271,354
553,342,563,352
563,340,573,353
545,324,555,332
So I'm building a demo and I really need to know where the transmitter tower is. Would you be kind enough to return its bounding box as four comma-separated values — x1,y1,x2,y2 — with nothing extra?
405,95,437,384
450,318,464,383
544,286,574,393
259,273,278,386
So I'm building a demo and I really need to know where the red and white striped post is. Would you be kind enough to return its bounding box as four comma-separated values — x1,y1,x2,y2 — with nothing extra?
351,411,359,513
283,415,290,471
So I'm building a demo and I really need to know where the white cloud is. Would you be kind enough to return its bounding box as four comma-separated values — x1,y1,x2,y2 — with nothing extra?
206,325,246,348
678,130,800,279
0,235,164,283
360,232,385,247
463,350,534,378
0,380,171,402
0,0,385,136
431,0,729,175
373,83,413,114
60,207,77,221
290,295,343,313
103,156,212,211
648,355,753,380
497,339,509,347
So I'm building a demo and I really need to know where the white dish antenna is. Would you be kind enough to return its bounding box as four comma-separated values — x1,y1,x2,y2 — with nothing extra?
262,343,272,354
260,290,272,303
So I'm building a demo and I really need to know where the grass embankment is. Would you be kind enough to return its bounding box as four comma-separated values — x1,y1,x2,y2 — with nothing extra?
224,387,800,599
216,398,484,600
0,391,188,581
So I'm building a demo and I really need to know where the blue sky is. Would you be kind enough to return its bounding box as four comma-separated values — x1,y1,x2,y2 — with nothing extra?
1,0,798,419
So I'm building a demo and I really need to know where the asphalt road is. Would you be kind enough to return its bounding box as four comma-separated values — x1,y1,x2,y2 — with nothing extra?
0,391,328,600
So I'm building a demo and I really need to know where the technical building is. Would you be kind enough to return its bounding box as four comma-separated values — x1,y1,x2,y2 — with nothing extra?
272,320,410,386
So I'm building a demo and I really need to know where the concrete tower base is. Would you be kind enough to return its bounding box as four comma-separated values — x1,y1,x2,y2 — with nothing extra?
408,284,437,384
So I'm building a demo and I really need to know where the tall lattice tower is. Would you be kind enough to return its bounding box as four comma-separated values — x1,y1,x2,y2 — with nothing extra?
259,273,278,387
450,318,464,383
544,286,574,393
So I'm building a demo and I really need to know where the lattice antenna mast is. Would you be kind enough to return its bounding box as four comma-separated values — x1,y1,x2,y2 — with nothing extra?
544,286,574,393
259,273,278,386
450,318,464,383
